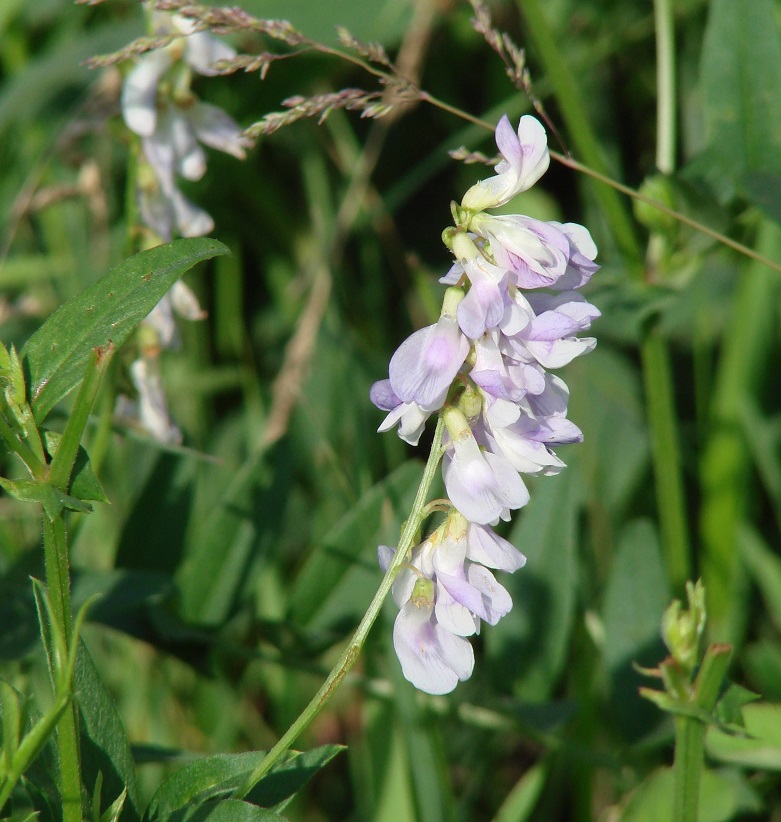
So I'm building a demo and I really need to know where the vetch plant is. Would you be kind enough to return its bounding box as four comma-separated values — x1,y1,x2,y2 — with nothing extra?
373,114,599,693
7,0,781,819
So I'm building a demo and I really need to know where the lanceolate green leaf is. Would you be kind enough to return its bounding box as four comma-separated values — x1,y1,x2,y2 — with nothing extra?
0,477,92,521
21,238,229,422
74,642,142,821
700,0,781,181
161,799,287,822
145,746,343,819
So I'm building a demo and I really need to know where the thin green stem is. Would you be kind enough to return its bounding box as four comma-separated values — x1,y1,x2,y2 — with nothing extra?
0,412,46,478
515,0,642,266
48,344,114,492
673,644,732,822
0,690,72,811
43,518,82,822
37,342,112,820
234,414,447,799
654,0,676,175
641,329,691,593
640,0,691,595
672,715,703,822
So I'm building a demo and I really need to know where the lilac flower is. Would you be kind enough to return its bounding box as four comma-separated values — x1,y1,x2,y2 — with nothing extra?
379,512,524,694
138,101,249,241
442,407,529,525
393,593,475,695
371,114,599,693
501,290,600,370
471,214,572,289
461,115,550,212
388,309,469,410
465,521,526,572
470,330,545,403
547,222,600,290
122,10,249,246
119,8,251,435
480,407,579,477
456,255,509,340
432,533,513,628
449,232,510,339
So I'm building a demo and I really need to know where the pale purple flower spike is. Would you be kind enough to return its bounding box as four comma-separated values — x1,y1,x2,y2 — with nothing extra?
372,115,599,694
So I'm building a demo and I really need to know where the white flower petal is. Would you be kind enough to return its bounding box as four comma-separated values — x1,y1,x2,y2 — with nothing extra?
393,601,474,694
170,280,206,321
130,357,182,444
189,101,251,160
185,31,236,76
121,50,173,137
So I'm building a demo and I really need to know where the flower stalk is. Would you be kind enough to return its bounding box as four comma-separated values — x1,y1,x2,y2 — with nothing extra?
233,415,447,798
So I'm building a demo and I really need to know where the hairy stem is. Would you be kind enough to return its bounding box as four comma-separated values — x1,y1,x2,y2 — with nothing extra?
43,518,82,822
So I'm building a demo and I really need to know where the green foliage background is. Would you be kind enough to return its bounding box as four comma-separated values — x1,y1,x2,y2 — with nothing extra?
3,0,781,819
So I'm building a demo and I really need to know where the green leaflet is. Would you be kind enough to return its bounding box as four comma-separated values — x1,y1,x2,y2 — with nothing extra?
145,746,343,819
22,239,229,422
701,0,781,183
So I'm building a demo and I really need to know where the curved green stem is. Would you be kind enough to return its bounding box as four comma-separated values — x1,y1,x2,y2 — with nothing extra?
233,414,447,798
0,413,46,478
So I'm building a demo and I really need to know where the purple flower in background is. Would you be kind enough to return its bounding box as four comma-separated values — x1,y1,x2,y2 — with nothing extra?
137,100,249,241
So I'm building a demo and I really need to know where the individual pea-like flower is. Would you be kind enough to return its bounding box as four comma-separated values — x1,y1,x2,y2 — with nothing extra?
471,214,571,289
379,511,525,694
460,114,550,212
442,407,529,525
136,97,250,242
388,301,470,410
501,290,600,370
452,241,510,340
